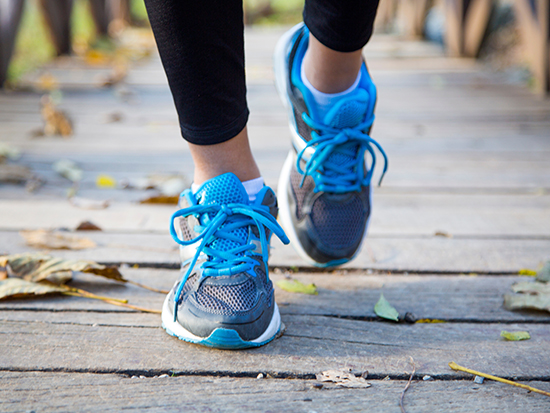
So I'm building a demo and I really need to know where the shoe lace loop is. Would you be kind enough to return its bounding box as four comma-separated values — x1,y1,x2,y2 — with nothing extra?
297,113,388,193
169,202,289,320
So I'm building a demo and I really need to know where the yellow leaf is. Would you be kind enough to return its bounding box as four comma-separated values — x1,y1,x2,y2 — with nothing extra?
275,279,318,295
416,318,446,324
518,269,537,276
501,330,531,341
36,73,59,91
96,174,117,188
85,49,111,66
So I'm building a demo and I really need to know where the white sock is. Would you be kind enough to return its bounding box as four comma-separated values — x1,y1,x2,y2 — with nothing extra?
301,64,361,120
241,177,264,202
191,176,264,203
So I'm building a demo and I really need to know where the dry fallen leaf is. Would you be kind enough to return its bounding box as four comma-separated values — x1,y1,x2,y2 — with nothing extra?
76,221,102,231
20,230,97,250
70,197,110,210
1,253,126,284
98,61,128,87
504,293,550,313
0,278,65,300
41,96,73,137
129,174,188,196
0,164,33,184
36,73,59,91
511,281,550,295
140,195,179,205
316,370,371,388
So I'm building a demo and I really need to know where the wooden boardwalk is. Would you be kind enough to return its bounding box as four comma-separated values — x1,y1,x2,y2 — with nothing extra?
1,27,549,411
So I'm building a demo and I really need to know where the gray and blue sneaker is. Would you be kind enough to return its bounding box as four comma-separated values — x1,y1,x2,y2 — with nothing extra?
162,173,289,349
274,23,388,267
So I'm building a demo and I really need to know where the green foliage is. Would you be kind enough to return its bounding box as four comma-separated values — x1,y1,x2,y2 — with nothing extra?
7,0,55,83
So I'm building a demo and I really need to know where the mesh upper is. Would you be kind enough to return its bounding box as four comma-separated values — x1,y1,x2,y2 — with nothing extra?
290,167,314,220
310,194,366,249
178,174,272,317
196,279,257,315
195,174,249,254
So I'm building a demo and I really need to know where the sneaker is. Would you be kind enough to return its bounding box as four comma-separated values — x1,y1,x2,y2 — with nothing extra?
162,173,289,349
274,23,388,267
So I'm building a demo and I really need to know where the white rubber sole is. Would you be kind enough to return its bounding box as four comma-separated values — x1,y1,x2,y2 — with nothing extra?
161,294,281,349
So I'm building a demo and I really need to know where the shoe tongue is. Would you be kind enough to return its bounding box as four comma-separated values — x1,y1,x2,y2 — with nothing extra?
323,88,369,129
194,173,249,255
195,173,249,207
319,89,370,182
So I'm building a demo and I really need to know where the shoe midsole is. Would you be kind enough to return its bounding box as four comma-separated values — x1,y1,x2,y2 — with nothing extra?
161,294,281,344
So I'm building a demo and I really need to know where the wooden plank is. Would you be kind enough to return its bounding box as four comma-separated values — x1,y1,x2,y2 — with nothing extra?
0,192,548,236
0,270,547,322
1,316,548,377
1,372,549,413
1,228,547,272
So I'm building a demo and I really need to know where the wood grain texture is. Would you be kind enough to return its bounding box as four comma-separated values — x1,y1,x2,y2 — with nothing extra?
0,269,547,322
1,316,548,377
1,372,549,413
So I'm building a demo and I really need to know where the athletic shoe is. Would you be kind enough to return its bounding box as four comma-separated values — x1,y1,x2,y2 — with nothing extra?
274,23,388,267
162,173,289,349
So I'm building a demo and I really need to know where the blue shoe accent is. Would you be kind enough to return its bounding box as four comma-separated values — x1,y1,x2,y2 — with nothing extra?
162,173,289,349
274,23,388,267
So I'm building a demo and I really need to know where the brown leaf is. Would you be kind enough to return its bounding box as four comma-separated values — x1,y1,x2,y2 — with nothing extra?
140,195,179,205
41,96,73,137
76,221,102,231
316,370,371,388
1,253,126,284
0,164,33,184
20,230,97,250
0,278,65,300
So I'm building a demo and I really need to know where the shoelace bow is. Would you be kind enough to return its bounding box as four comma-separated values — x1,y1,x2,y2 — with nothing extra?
169,202,289,321
296,112,388,193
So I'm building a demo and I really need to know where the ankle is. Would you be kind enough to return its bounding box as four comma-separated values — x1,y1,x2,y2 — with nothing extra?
189,126,261,185
302,34,363,93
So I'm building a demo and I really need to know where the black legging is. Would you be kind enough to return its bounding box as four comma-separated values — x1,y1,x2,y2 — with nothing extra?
144,0,379,145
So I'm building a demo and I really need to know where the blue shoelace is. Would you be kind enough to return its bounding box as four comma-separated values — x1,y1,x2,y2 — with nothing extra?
169,202,289,321
296,112,388,193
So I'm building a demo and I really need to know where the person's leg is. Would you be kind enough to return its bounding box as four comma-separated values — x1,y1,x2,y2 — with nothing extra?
144,0,288,349
302,0,379,92
144,0,259,185
274,0,387,267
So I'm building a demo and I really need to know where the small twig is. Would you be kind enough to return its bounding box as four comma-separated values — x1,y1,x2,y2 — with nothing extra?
67,287,128,303
63,291,161,314
449,362,550,397
126,279,169,294
400,357,415,413
101,298,162,314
